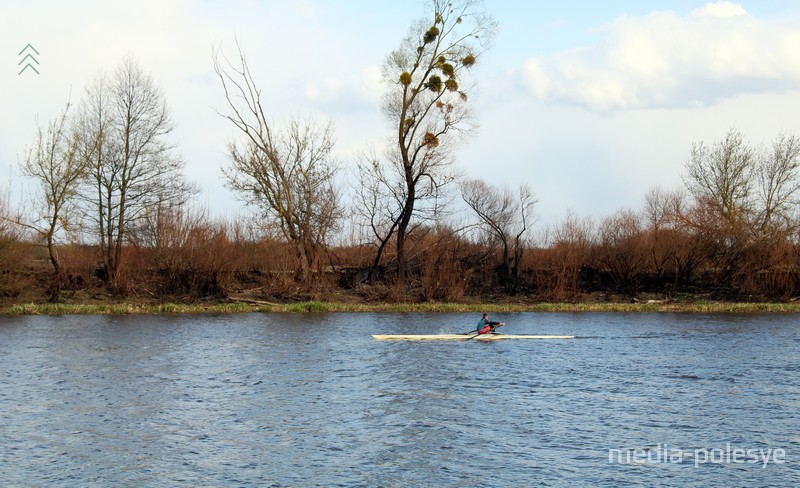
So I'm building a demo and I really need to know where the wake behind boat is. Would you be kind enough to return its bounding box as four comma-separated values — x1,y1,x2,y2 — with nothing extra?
371,334,575,341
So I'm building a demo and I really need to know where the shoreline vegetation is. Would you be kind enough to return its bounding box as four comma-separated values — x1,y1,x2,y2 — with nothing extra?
5,299,800,316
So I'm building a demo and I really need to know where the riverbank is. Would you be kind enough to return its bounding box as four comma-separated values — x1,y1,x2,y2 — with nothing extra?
4,299,800,315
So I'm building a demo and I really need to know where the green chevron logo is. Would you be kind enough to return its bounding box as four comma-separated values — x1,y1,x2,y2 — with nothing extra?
18,43,40,75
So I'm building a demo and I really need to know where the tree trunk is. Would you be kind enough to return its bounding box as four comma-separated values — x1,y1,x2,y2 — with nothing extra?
395,175,415,290
45,231,63,303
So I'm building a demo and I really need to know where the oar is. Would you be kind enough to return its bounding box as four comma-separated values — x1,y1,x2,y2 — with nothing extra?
464,322,506,341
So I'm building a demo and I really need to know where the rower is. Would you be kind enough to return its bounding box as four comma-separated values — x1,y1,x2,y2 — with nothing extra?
476,313,504,334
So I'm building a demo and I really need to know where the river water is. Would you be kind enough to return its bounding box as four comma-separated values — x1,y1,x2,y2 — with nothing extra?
0,312,797,487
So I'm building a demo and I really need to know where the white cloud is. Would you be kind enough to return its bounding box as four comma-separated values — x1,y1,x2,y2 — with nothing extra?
692,1,748,18
523,2,800,111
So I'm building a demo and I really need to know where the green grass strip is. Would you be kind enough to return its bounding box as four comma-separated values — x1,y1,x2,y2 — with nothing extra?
4,300,800,315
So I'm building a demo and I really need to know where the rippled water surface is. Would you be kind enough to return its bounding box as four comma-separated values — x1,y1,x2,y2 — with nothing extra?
1,312,798,486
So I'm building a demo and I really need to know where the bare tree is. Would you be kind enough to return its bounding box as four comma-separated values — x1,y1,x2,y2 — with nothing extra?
461,179,535,292
643,187,673,277
19,102,86,290
684,128,755,230
683,128,800,293
76,56,195,290
377,0,496,288
353,149,409,281
755,133,800,235
213,44,341,286
682,129,755,287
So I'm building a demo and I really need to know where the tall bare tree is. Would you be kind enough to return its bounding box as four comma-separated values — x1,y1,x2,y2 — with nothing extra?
461,179,535,292
377,0,496,287
76,56,194,290
213,44,341,285
19,102,86,289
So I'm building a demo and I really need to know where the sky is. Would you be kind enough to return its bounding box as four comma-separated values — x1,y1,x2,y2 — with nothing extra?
2,0,800,229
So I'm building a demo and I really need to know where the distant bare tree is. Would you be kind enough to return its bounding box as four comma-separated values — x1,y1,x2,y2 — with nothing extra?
19,102,86,291
683,128,800,292
76,56,195,291
682,129,756,287
685,128,755,228
461,179,536,292
643,187,673,277
213,43,341,285
755,133,800,235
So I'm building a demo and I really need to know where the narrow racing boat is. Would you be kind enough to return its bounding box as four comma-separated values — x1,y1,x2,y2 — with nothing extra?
371,334,575,341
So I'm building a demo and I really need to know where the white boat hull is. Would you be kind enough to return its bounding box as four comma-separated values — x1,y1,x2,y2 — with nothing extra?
371,334,575,341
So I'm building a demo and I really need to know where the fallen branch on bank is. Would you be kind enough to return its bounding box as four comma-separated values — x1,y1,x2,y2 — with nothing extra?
227,296,281,307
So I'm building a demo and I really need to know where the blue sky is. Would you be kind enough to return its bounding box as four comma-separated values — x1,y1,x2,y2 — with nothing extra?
2,0,800,231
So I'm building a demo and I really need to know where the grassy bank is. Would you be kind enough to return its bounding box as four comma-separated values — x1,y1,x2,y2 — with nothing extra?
4,300,800,315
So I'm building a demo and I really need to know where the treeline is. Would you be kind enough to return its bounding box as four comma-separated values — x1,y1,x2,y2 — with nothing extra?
3,125,800,304
3,0,800,304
